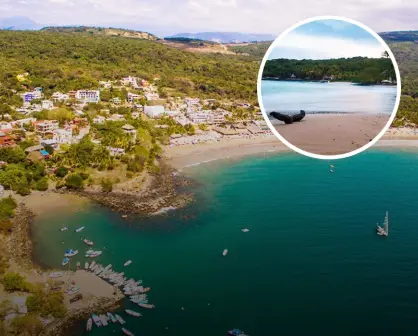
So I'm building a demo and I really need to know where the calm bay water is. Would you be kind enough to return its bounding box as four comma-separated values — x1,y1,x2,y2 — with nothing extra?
32,149,418,335
261,80,397,114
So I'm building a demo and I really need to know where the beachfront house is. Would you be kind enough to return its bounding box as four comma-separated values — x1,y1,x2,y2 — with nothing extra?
76,90,100,103
144,105,165,118
41,100,54,110
34,120,59,135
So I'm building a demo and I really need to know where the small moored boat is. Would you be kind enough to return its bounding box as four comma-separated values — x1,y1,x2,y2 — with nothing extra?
75,226,85,233
62,257,70,266
223,249,228,256
125,309,142,317
86,318,93,331
60,226,68,232
124,260,132,267
92,314,102,327
122,328,135,336
115,314,125,325
241,229,249,232
138,303,155,309
228,329,249,336
83,239,94,246
99,314,108,326
84,262,89,270
64,249,79,257
107,312,117,323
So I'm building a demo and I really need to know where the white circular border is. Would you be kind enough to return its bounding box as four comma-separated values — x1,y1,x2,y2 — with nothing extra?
257,15,402,160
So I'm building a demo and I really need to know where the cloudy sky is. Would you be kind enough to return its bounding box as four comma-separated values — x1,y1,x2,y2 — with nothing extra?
0,0,417,36
268,19,386,60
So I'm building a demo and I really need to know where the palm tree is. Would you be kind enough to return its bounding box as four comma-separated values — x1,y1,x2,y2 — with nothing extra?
382,50,390,58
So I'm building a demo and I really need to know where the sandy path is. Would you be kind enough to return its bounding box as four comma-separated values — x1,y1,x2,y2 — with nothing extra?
272,113,389,155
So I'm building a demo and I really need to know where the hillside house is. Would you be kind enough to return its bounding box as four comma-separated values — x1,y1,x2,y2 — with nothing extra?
76,90,100,103
144,105,164,118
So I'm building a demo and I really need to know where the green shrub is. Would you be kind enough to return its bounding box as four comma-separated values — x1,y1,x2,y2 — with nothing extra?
44,144,54,155
55,166,68,178
27,290,66,318
35,177,48,191
100,178,113,193
65,174,84,190
11,314,44,335
79,172,89,180
2,273,31,292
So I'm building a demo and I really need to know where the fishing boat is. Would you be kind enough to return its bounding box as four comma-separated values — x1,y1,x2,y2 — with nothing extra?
83,239,94,246
107,312,117,323
49,272,63,278
122,328,135,336
228,329,249,336
124,260,132,267
62,257,70,267
85,250,102,258
99,314,108,327
241,228,249,232
115,314,125,325
84,262,89,270
92,314,102,327
64,249,79,257
125,309,142,317
75,226,85,233
60,226,68,232
138,303,155,309
223,249,228,256
86,318,93,331
76,261,81,270
89,261,96,270
377,211,389,236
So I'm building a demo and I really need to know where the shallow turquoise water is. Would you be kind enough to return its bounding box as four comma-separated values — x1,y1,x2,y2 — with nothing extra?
32,149,418,335
261,80,397,114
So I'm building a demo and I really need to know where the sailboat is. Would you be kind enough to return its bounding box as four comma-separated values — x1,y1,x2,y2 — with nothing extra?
376,211,388,236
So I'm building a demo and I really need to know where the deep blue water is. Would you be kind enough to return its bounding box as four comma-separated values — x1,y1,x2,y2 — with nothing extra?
261,80,397,114
32,149,418,336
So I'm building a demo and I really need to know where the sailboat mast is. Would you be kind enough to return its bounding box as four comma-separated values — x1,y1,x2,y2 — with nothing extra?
385,211,389,235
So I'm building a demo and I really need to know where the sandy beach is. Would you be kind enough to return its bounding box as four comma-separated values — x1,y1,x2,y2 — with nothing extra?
165,134,288,169
270,113,389,155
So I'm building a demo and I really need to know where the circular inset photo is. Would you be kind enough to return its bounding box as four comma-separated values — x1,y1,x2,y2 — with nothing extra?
258,16,401,159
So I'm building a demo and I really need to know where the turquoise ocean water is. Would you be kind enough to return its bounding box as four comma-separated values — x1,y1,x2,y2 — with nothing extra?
32,149,418,335
261,80,397,114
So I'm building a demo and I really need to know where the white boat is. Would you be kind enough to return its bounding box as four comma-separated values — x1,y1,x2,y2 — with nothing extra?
86,318,93,331
67,287,80,295
60,226,68,232
241,228,249,232
138,303,155,309
107,312,117,323
92,314,102,327
49,272,63,278
99,314,108,326
62,257,70,266
115,314,125,325
84,262,89,270
89,261,96,270
64,249,79,257
86,250,102,258
125,309,142,317
122,328,135,336
83,239,94,246
223,249,228,256
377,211,389,236
124,260,132,267
75,226,85,233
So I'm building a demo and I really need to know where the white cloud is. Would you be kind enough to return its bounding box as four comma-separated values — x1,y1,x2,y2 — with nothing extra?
0,0,417,35
269,32,386,59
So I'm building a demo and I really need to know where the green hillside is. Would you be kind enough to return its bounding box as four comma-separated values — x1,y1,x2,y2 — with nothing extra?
0,31,258,103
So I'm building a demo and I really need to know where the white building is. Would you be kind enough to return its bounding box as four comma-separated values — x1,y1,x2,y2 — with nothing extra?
76,90,100,103
121,76,138,87
41,100,54,110
14,118,36,128
0,122,13,130
53,128,73,144
51,92,69,101
107,114,125,121
35,120,59,134
127,92,141,103
185,97,200,105
144,105,164,118
188,112,214,124
144,93,159,101
93,116,106,124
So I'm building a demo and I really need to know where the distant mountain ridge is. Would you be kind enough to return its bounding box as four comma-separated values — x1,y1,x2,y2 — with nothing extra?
41,26,157,40
166,32,275,43
379,31,418,42
0,16,42,30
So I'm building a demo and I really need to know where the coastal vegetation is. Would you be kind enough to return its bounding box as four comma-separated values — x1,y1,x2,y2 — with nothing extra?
2,272,31,292
0,196,17,232
262,57,396,84
0,30,258,103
